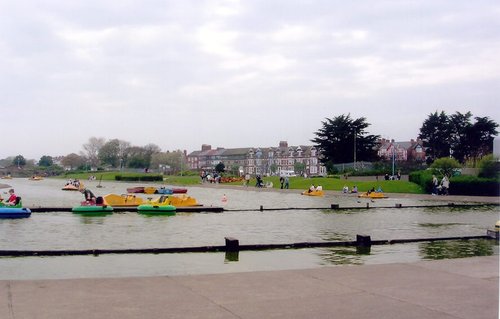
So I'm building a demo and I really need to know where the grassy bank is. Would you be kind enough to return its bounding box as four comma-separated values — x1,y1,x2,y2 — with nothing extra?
62,172,425,194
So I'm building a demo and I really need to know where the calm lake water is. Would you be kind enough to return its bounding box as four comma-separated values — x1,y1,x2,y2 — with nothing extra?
0,178,498,280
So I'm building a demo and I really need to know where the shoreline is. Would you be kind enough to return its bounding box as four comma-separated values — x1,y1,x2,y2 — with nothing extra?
187,182,500,204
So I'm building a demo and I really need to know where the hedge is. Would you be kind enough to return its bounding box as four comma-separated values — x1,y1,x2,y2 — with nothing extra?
409,170,499,196
115,174,163,182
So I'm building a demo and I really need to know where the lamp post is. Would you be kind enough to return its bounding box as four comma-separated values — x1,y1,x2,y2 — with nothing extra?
392,145,396,177
353,128,357,170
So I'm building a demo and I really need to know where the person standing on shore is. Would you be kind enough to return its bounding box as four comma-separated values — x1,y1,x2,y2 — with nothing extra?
284,176,289,189
432,175,439,195
441,176,450,195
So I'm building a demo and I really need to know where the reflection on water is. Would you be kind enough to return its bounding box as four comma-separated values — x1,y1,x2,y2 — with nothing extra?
317,247,365,265
2,240,496,280
420,239,495,260
418,222,464,228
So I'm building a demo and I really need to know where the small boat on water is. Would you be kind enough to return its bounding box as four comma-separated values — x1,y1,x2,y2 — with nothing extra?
0,207,31,218
103,194,144,207
150,195,198,207
126,187,145,193
358,192,388,199
143,187,157,194
72,205,113,214
29,176,44,181
0,197,31,218
156,187,174,195
301,190,324,196
171,188,188,194
62,183,85,191
137,204,176,215
1,175,12,179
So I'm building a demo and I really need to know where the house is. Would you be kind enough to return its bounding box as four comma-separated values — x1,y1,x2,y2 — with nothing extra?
377,138,425,162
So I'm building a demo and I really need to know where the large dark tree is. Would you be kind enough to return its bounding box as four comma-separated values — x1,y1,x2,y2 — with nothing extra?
12,155,26,168
419,111,498,163
38,155,54,167
467,116,498,161
99,139,121,167
311,114,380,166
447,112,473,162
418,111,450,159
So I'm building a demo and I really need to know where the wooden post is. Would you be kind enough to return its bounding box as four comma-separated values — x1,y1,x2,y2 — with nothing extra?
331,204,339,209
356,234,371,247
395,203,402,208
260,205,264,211
366,203,370,209
225,237,240,252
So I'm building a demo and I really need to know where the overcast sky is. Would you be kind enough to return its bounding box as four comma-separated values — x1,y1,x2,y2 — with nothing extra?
1,0,499,160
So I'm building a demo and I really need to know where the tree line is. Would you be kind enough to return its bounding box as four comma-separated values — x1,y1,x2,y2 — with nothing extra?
311,111,498,170
1,137,186,174
2,110,497,175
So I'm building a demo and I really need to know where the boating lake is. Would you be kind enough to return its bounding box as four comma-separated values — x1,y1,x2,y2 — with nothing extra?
0,178,498,280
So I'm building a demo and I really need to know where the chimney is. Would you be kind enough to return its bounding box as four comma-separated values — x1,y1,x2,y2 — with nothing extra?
201,144,211,151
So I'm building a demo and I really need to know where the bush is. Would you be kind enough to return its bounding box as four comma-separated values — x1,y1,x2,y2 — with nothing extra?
448,175,499,196
409,170,434,193
478,155,500,178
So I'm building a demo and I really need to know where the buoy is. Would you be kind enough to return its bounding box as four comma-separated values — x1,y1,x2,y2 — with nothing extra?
221,194,227,203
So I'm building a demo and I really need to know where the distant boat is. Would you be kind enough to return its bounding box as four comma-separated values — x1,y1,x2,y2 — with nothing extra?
171,188,188,194
358,192,388,199
126,187,145,193
156,187,174,195
62,182,85,191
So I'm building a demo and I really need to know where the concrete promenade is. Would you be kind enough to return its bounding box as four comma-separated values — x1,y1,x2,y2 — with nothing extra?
1,256,498,319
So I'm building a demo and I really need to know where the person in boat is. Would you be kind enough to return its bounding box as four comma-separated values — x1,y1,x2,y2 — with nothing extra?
316,185,323,191
376,186,383,193
342,185,349,193
351,185,358,193
4,189,18,206
308,184,316,193
80,188,96,204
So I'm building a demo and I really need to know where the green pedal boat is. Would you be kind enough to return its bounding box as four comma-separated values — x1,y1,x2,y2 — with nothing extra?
137,204,176,215
72,205,114,214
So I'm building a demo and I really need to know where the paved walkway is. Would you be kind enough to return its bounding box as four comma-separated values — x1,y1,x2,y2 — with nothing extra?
1,256,497,319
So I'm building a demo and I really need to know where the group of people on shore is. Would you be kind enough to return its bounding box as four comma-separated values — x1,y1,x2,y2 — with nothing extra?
342,185,358,193
432,175,450,195
199,170,222,184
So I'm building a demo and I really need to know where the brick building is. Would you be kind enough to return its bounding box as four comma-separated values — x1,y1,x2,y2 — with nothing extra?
187,141,327,176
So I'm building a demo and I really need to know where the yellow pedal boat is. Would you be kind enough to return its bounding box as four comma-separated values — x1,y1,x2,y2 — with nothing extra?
301,190,324,196
103,194,144,207
358,192,388,199
150,195,198,207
